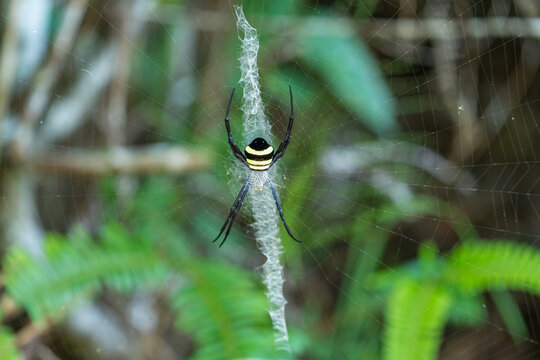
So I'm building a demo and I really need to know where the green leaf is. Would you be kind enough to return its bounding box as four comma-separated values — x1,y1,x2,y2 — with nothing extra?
376,240,540,360
242,0,300,16
0,327,21,360
384,281,451,360
4,225,168,320
171,262,278,360
0,310,21,360
491,290,529,344
297,21,397,135
447,241,540,296
447,293,486,327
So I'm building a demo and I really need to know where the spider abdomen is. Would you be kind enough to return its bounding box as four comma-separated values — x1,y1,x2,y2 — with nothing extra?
245,137,274,171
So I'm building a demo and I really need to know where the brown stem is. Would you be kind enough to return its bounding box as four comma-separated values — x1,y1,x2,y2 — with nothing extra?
26,145,211,176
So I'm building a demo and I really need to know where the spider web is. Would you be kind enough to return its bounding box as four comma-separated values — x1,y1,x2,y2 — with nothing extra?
2,0,540,359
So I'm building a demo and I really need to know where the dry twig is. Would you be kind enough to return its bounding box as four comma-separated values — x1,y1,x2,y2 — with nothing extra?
27,144,210,176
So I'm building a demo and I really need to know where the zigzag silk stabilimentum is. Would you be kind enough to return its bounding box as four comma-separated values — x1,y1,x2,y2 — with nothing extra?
233,5,290,352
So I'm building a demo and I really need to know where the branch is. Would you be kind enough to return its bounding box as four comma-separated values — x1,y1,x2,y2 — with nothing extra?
0,294,21,320
104,0,155,146
38,44,116,146
321,142,477,194
0,169,45,256
16,322,48,348
365,17,540,41
0,0,20,150
185,11,540,40
12,0,87,159
26,144,211,176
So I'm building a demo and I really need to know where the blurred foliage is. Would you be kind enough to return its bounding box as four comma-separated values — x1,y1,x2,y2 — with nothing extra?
0,322,20,360
377,240,540,360
6,184,540,360
384,281,451,360
5,220,280,359
1,0,539,359
298,26,397,135
5,224,169,320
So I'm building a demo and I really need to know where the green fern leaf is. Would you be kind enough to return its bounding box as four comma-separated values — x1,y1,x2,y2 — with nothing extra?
447,241,540,295
4,224,168,320
383,240,540,360
170,262,279,360
383,281,451,360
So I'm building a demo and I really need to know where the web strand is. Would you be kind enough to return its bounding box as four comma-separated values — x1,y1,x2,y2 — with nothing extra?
234,5,290,352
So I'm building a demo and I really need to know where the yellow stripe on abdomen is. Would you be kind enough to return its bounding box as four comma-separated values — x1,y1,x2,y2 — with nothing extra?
246,158,272,166
248,164,270,171
245,145,273,156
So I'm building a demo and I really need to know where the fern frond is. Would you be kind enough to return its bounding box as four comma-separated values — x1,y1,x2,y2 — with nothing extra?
4,223,168,320
447,241,540,295
383,281,451,360
381,240,540,360
171,262,279,360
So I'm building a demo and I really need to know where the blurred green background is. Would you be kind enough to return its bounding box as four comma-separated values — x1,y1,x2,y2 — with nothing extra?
0,0,540,359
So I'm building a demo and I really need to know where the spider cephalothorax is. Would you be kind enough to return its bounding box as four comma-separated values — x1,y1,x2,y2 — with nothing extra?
213,85,300,247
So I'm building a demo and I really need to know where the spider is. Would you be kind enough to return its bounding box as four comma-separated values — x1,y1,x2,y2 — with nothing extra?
213,84,301,247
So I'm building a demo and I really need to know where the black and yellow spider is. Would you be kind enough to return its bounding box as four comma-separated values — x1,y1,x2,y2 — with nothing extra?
213,85,300,247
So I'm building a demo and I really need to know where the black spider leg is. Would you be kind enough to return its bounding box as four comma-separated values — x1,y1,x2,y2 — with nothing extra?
224,87,249,167
268,179,301,243
213,179,251,247
270,84,295,168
